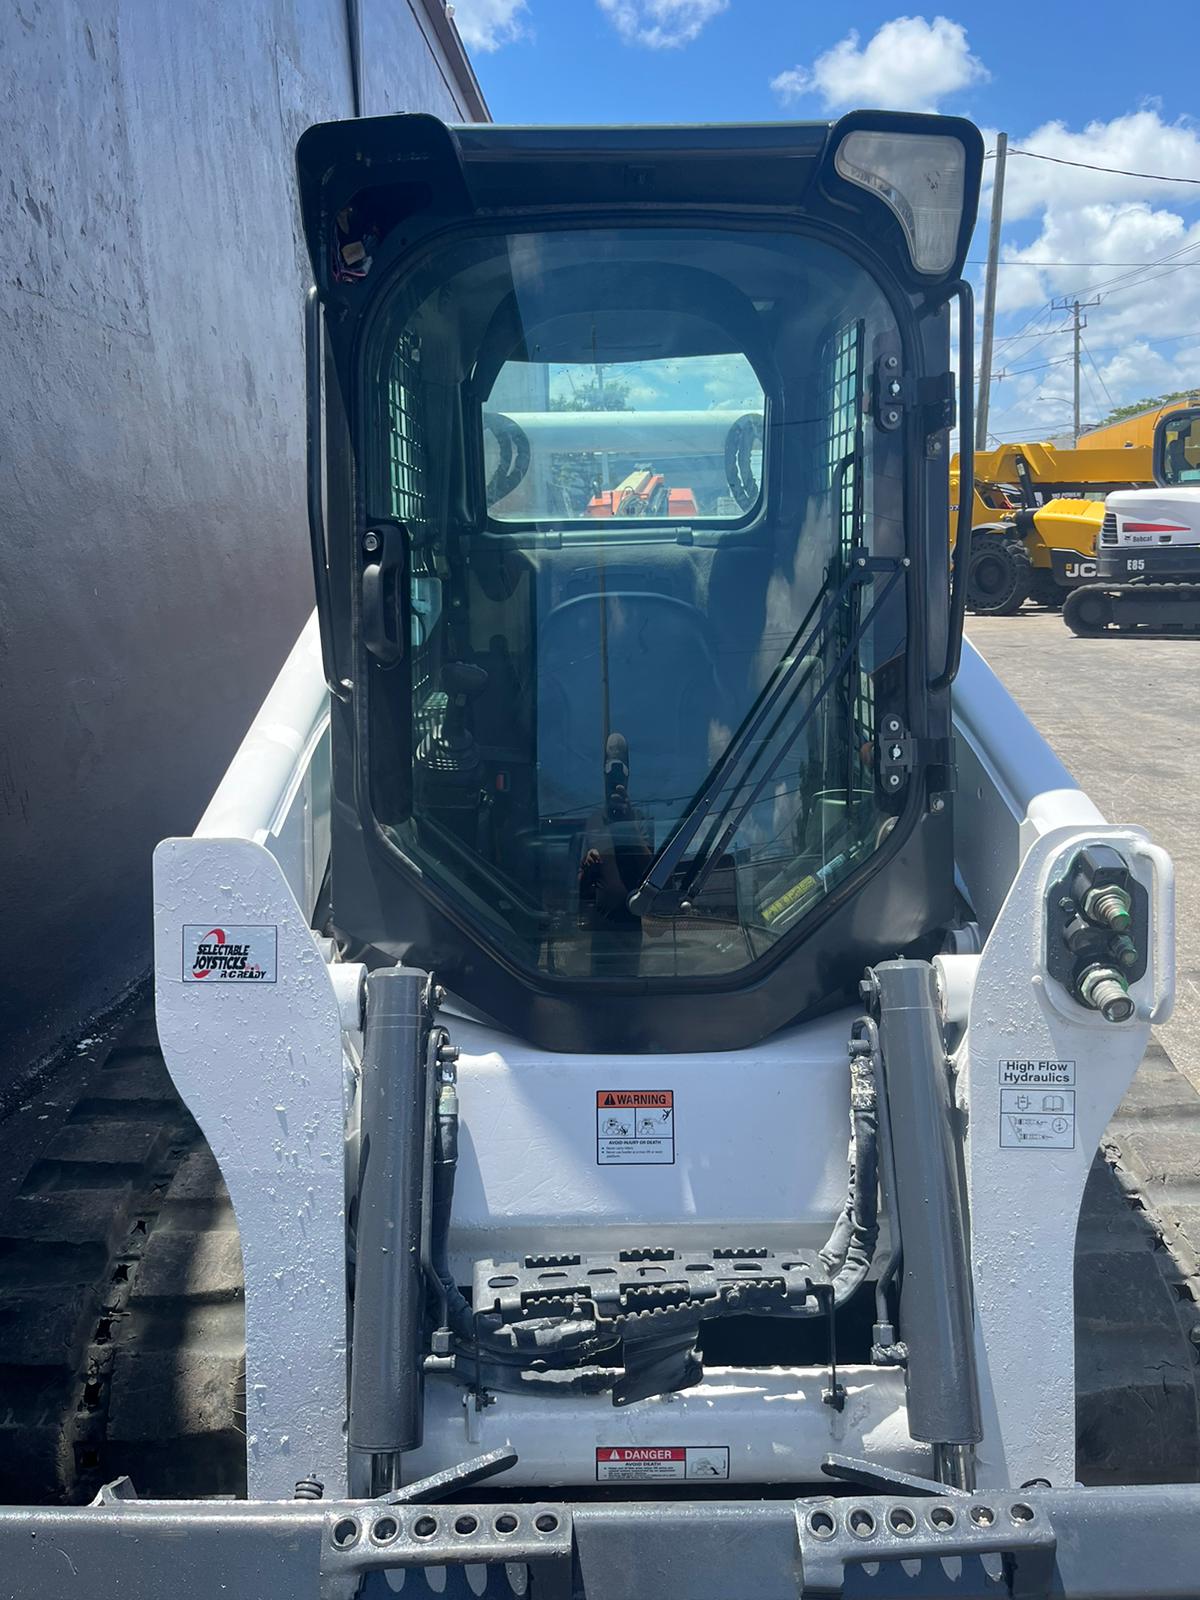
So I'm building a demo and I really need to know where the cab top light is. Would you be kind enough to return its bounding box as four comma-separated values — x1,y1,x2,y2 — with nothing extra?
834,130,967,276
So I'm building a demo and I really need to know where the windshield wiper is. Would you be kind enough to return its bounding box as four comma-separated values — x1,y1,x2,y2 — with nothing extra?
627,548,904,919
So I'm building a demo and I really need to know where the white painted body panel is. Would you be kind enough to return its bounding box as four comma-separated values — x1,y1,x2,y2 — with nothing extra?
404,1366,926,1487
153,835,355,1500
1107,485,1200,548
960,826,1172,1489
195,612,330,921
446,1011,855,1273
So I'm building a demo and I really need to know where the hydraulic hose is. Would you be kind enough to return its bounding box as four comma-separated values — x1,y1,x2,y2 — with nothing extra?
816,1040,880,1309
849,1015,906,1360
428,1057,473,1342
428,1056,612,1364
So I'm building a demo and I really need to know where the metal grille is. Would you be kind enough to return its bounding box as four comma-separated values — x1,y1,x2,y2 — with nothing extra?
821,320,875,776
386,331,428,528
1101,511,1118,546
825,320,865,565
385,331,437,711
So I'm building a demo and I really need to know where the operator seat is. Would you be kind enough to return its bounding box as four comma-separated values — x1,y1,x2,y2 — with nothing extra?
536,590,725,835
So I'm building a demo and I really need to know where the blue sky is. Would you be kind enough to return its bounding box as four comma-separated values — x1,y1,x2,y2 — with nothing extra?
449,1,1200,441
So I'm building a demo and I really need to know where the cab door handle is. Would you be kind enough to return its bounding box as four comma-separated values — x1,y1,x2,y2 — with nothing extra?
361,525,407,666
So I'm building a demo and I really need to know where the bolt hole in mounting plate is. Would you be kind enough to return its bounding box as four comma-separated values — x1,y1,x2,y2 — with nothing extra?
795,1495,1056,1597
322,1503,574,1583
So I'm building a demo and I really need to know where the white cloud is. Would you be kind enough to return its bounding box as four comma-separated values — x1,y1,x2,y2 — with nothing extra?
771,15,987,113
448,0,528,53
597,0,728,49
996,110,1200,223
995,202,1200,321
976,110,1200,441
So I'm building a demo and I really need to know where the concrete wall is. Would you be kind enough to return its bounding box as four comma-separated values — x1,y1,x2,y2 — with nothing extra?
0,0,484,1066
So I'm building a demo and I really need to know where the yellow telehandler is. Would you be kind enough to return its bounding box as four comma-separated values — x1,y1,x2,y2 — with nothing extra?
951,441,1151,614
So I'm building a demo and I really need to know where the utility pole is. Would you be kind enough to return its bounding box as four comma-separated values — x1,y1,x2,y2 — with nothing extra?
1052,294,1102,444
975,131,1007,450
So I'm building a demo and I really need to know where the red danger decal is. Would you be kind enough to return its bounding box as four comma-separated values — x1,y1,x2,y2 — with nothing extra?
598,1448,685,1463
595,1445,729,1481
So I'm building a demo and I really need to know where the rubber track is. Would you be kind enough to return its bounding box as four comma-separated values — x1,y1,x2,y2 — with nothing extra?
0,1013,245,1503
1075,1039,1200,1484
1084,582,1200,635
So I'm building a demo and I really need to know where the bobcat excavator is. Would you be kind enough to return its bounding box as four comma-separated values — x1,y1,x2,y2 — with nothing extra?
1064,405,1200,634
1,112,1198,1598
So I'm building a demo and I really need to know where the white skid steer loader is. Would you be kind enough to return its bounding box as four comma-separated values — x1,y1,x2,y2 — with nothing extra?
2,112,1198,1599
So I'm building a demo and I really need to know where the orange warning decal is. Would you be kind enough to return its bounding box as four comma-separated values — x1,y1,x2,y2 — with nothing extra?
596,1089,673,1108
595,1089,675,1165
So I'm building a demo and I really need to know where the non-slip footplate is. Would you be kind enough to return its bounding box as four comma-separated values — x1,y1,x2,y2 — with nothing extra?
472,1245,829,1403
474,1245,826,1320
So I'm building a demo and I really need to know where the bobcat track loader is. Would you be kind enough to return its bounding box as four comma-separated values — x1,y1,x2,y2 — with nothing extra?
2,112,1198,1599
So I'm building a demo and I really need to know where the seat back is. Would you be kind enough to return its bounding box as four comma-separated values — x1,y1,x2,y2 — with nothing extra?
536,590,725,833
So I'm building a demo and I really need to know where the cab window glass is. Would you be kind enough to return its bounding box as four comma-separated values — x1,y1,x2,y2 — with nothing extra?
483,354,764,522
368,226,907,982
1162,415,1200,485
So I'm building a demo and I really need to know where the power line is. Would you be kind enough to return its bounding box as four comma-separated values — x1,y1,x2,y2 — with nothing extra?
995,329,1066,341
1085,329,1200,354
992,354,1074,380
1081,336,1115,410
987,327,1200,382
985,415,1079,441
1079,355,1104,417
983,239,1200,315
966,258,1200,267
993,302,1060,351
1073,237,1200,299
984,147,1200,185
982,237,1200,370
1004,324,1072,368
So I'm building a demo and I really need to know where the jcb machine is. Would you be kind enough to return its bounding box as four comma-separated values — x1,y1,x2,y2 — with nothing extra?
2,113,1198,1597
1064,405,1200,634
952,442,1152,615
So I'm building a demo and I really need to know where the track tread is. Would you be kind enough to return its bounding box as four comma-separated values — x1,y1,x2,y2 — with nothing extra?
1075,1040,1200,1484
0,1013,245,1502
1066,582,1200,636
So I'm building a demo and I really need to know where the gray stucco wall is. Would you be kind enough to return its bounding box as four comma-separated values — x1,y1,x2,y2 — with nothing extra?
0,0,482,1066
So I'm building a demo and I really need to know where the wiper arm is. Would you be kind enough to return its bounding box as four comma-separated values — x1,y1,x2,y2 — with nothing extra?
627,549,903,919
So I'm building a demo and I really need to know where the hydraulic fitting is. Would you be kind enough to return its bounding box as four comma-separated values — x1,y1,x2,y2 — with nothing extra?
1083,883,1133,932
1078,964,1135,1024
1109,933,1139,971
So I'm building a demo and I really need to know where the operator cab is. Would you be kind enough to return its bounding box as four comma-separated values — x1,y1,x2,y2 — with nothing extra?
298,114,981,1051
1156,406,1200,487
